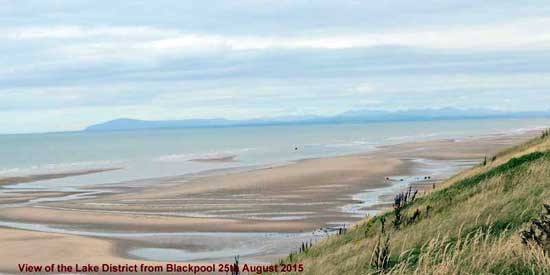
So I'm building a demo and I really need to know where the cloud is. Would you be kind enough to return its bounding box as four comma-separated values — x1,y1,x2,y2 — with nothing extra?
5,17,550,48
1,1,550,133
352,84,376,95
2,17,549,85
3,25,177,40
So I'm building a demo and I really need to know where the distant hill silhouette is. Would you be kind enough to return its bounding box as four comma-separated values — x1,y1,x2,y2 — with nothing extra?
84,108,550,131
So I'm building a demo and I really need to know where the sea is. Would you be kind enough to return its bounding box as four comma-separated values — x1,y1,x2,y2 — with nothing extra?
0,118,548,190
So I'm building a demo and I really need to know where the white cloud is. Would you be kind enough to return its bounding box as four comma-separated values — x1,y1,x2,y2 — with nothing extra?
2,1,550,133
3,26,178,40
1,17,548,80
4,17,550,64
135,17,550,51
353,84,376,95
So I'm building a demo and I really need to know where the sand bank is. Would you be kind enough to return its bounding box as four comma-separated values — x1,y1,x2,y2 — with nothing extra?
0,130,539,270
0,168,121,186
0,227,153,273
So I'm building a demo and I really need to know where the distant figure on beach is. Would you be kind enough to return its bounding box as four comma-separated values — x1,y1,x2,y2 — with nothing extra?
294,147,298,151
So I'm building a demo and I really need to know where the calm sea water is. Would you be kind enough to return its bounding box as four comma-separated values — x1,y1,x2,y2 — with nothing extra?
0,118,548,189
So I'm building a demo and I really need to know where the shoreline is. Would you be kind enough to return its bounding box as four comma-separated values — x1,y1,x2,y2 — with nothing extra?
0,168,121,187
0,128,543,191
0,129,542,271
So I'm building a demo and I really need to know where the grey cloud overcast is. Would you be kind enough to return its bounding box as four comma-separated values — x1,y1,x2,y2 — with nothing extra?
1,0,550,133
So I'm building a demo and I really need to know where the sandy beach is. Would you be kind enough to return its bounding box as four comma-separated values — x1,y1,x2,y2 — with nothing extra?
0,130,539,273
0,168,121,187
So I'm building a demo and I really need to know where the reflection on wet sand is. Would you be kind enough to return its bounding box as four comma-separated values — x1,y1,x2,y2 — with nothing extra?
0,131,538,272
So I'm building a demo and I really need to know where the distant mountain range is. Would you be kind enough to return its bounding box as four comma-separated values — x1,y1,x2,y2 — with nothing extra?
84,108,550,132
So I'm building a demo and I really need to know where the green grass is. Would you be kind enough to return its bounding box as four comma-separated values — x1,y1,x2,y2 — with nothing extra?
272,136,550,275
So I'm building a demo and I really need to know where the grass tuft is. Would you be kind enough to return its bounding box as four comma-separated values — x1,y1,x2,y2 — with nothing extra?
272,136,550,275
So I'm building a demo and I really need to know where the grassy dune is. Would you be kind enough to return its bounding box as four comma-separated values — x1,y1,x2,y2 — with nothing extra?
276,133,550,275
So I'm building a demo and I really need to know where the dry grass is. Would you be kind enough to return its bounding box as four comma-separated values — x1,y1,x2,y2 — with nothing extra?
273,135,550,275
389,230,550,275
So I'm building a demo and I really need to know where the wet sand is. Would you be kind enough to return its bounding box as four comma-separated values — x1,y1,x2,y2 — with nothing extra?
0,227,149,273
0,168,121,186
0,156,404,232
0,130,539,273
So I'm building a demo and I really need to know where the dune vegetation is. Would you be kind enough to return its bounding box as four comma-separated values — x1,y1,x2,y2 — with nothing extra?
275,131,550,275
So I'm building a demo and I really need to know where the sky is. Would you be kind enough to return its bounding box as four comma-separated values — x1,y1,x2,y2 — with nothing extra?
1,0,550,133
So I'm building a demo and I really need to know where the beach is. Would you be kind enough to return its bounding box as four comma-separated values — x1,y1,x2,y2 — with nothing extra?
0,128,541,273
